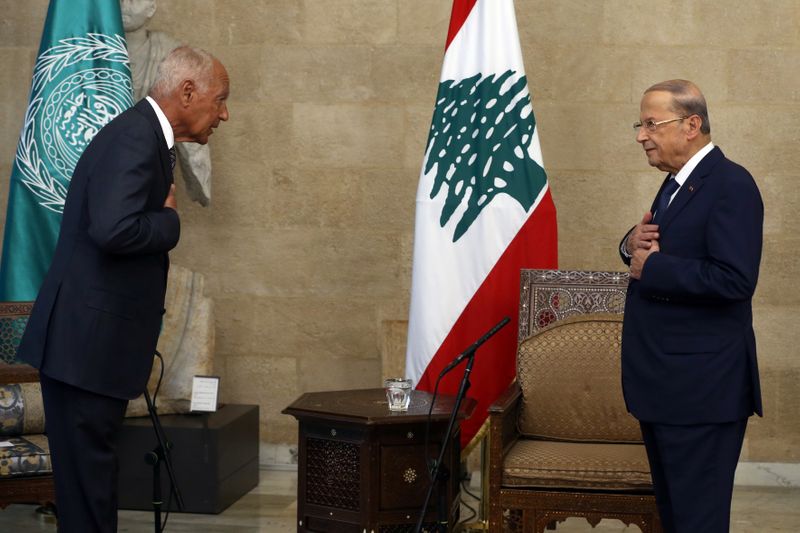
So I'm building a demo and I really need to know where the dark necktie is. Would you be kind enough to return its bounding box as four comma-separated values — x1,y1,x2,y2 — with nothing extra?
652,178,680,224
169,147,177,170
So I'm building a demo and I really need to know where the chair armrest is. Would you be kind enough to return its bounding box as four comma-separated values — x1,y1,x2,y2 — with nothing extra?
489,380,522,414
0,363,39,385
487,381,522,521
489,381,522,454
0,362,39,385
489,382,523,457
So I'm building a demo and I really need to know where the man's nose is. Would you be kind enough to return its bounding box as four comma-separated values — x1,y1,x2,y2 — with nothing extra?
636,126,648,144
219,103,229,122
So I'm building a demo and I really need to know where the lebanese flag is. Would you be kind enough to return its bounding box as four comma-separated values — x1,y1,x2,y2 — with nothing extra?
405,0,557,447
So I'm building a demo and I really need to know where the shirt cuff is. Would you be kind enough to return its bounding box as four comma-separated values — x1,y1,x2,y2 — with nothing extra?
620,236,632,259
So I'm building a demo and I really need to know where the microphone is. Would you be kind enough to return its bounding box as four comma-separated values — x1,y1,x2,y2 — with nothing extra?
438,316,511,378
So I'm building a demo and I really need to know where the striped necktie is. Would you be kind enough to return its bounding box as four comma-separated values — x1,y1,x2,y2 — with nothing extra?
169,147,177,170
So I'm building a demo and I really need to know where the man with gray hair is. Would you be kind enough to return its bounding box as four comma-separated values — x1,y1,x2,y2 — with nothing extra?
17,45,229,532
619,79,763,532
122,0,214,205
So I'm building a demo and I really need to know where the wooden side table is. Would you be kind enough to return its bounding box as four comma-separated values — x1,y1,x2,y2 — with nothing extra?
283,388,476,532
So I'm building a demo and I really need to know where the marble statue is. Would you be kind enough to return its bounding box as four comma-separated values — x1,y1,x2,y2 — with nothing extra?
121,0,213,206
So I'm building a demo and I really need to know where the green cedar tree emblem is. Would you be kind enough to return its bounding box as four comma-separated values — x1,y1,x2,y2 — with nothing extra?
425,70,547,242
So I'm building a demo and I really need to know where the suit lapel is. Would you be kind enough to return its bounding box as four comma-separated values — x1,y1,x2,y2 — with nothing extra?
658,146,724,231
133,99,173,184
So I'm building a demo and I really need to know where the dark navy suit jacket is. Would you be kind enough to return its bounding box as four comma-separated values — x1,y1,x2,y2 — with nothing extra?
620,146,763,425
18,99,180,400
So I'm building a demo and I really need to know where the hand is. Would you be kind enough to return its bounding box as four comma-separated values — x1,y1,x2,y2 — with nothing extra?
625,211,660,254
164,184,177,211
630,239,659,280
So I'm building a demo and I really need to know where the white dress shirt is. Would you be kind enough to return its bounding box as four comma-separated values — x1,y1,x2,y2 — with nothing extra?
667,141,715,206
145,96,174,149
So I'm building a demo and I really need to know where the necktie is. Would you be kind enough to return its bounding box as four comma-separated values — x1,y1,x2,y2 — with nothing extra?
169,147,177,170
652,178,680,224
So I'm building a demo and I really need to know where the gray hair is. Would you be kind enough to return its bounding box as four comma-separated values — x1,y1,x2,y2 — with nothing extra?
148,45,215,99
645,79,711,135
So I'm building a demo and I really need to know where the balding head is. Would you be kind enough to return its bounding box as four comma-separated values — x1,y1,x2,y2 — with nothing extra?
645,79,711,135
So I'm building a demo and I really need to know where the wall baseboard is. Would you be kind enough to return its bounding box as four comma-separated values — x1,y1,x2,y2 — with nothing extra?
258,445,800,489
260,443,298,471
734,462,800,488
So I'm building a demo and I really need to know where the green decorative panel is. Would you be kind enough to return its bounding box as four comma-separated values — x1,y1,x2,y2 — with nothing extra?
0,303,33,365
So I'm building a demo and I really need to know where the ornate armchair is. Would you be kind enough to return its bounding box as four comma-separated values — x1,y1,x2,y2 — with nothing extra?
0,302,56,511
487,270,661,532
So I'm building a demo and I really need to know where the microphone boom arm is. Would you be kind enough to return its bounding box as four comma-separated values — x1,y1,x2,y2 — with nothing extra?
438,316,510,378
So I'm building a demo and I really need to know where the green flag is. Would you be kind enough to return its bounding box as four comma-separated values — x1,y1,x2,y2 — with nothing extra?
0,0,133,301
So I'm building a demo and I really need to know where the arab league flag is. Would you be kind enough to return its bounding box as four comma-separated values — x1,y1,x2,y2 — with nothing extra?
406,0,557,447
0,0,133,301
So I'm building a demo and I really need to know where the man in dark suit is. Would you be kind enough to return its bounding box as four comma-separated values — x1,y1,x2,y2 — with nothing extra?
620,79,762,533
17,45,229,532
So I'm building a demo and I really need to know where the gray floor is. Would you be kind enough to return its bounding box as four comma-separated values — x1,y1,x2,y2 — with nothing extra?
1,469,798,532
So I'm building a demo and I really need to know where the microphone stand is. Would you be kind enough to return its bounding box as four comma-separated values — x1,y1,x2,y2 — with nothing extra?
413,347,476,533
144,388,185,533
413,317,510,533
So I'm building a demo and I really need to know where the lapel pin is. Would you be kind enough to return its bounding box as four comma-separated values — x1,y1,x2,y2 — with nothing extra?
688,185,694,192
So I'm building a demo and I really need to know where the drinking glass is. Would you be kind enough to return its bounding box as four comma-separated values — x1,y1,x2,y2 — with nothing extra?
384,378,412,412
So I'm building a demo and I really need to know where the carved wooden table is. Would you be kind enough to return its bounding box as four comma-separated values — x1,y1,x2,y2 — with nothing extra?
283,388,476,533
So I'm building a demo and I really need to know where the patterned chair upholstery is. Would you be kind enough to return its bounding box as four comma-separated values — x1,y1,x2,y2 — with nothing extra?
487,270,661,532
0,302,56,510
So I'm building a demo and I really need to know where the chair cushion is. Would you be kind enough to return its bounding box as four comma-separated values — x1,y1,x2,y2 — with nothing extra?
0,434,52,478
517,314,642,443
0,383,46,437
502,439,652,490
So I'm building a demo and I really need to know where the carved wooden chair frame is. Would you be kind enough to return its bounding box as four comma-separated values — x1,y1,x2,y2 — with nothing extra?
487,270,662,532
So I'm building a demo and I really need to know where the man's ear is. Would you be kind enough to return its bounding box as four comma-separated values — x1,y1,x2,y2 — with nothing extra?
179,79,195,107
145,2,157,19
685,114,702,140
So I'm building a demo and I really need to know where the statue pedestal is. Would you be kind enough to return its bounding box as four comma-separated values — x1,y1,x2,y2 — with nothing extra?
117,404,259,514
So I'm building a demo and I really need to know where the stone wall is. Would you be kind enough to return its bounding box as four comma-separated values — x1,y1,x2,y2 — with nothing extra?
0,0,797,462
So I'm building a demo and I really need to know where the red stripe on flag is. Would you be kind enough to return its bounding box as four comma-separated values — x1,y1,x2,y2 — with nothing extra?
417,189,558,447
445,0,479,50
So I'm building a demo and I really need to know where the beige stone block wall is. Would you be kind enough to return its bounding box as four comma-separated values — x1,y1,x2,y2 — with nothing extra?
0,0,798,462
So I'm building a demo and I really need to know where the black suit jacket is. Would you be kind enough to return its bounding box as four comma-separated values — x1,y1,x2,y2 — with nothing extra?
620,146,763,424
18,99,180,400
